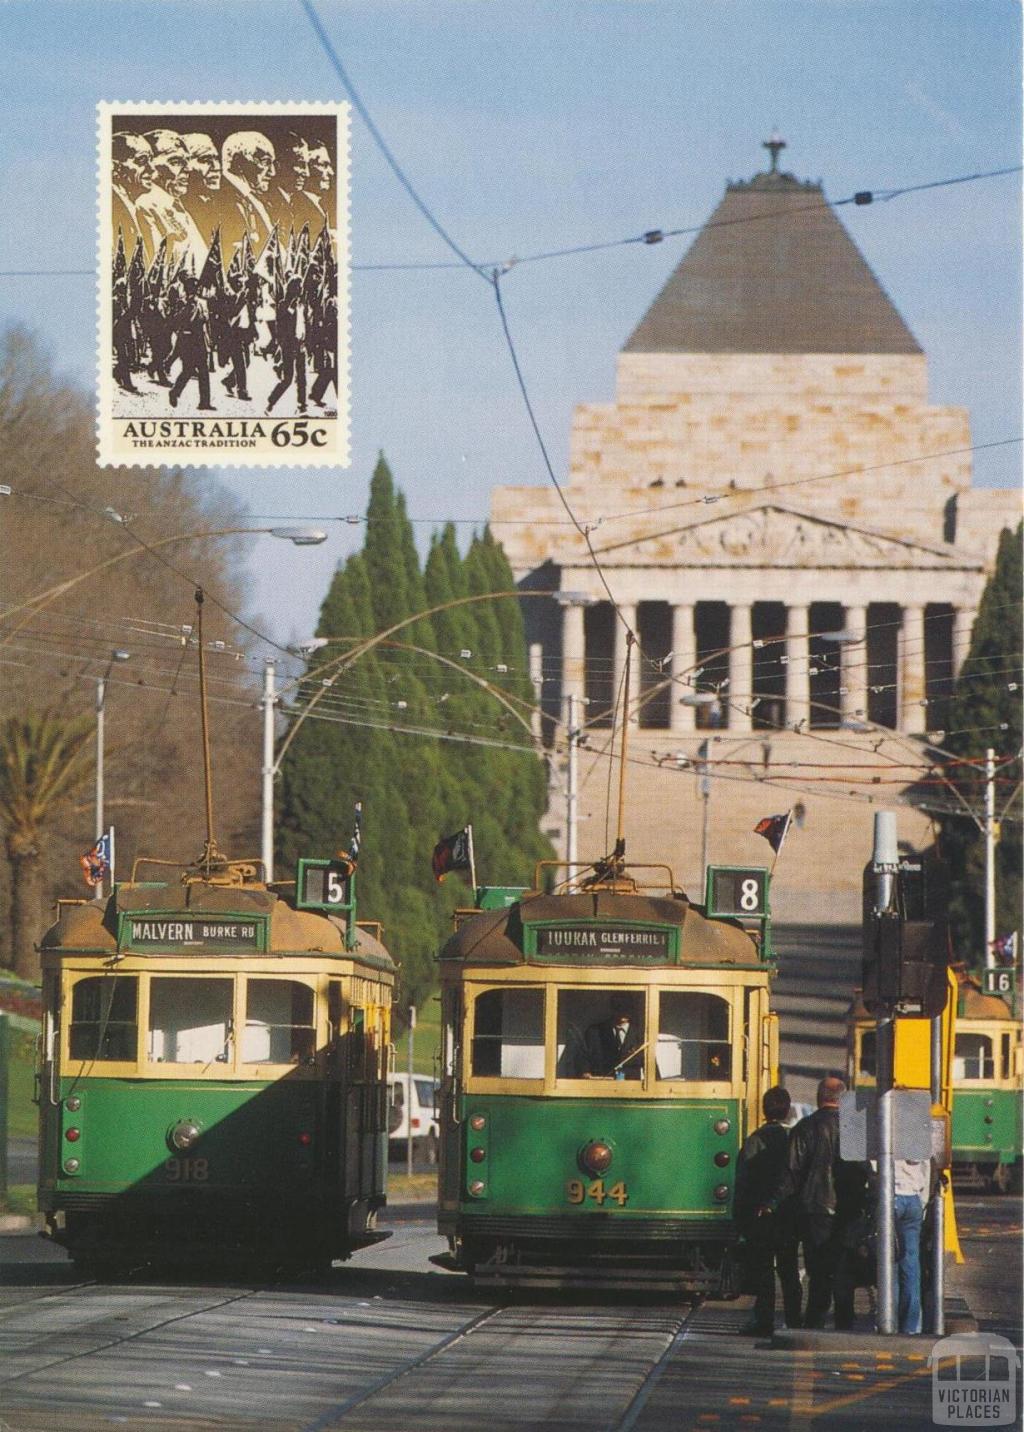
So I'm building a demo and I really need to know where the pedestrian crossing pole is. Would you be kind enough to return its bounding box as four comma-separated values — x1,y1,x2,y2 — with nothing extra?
871,812,898,1335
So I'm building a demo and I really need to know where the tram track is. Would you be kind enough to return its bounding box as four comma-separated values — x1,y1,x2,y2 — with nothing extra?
0,1282,261,1388
612,1298,704,1432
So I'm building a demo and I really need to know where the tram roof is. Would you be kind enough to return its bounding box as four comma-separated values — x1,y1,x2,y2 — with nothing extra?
441,890,763,967
40,880,395,972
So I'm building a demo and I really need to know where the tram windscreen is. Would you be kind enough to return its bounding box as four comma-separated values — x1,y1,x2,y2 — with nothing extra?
954,1033,994,1081
243,980,315,1063
69,976,138,1061
471,988,544,1078
148,978,233,1063
656,992,731,1080
555,989,645,1080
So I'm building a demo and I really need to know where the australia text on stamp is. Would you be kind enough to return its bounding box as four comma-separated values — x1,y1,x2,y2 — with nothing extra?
97,102,349,468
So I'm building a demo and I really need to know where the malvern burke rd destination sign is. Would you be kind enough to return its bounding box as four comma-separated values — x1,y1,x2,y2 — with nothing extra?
125,919,262,949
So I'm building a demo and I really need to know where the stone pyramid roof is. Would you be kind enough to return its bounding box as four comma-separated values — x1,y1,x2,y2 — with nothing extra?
624,168,921,355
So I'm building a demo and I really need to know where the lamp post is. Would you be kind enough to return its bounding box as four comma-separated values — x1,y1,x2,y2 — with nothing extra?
555,591,597,870
94,649,131,899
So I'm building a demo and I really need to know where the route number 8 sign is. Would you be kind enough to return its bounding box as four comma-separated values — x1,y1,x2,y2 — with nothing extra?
705,866,769,919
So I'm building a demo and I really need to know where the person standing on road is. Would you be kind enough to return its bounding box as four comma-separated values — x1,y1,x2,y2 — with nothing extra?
892,1158,930,1334
735,1085,802,1335
764,1075,868,1331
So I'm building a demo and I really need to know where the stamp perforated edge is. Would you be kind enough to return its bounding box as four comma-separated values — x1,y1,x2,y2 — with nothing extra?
95,100,350,470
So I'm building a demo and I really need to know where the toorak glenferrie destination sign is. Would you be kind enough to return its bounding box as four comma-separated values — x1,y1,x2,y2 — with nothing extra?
123,918,262,950
532,925,673,962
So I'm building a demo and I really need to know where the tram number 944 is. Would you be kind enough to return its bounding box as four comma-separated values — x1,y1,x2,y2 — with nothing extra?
164,1157,209,1183
566,1179,628,1206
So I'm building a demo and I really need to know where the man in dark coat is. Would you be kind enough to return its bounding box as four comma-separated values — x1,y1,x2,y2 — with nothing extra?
168,278,213,411
582,994,644,1079
735,1085,802,1335
765,1075,867,1330
266,276,308,414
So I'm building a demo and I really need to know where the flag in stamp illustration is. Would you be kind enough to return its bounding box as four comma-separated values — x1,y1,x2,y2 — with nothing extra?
97,102,349,468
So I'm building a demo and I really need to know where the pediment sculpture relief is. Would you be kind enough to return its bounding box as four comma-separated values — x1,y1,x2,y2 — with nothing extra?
673,506,954,568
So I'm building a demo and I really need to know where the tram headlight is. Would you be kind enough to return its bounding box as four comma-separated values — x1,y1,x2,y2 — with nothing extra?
578,1140,614,1176
714,1151,730,1167
169,1120,201,1151
468,1179,486,1196
65,1096,82,1113
65,1127,81,1143
713,1184,730,1202
469,1147,486,1163
62,1158,80,1174
713,1118,730,1136
469,1114,487,1131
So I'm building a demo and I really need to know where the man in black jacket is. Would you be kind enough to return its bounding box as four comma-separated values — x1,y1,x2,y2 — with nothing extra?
735,1085,802,1335
582,994,644,1079
765,1075,867,1330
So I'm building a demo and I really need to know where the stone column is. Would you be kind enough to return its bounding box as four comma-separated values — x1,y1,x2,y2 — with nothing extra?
670,602,696,733
614,603,639,727
900,602,928,733
784,604,810,730
728,603,753,733
842,604,868,723
953,606,977,678
560,600,586,729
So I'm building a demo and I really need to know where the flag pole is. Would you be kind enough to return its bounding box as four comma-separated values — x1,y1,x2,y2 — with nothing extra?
466,824,477,897
769,809,794,878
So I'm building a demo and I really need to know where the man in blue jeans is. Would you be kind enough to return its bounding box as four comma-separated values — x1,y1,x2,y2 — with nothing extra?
893,1159,930,1334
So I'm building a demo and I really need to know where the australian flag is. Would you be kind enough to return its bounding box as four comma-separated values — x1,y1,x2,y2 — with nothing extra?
753,810,792,855
990,932,1019,965
348,801,363,867
80,831,112,887
432,827,472,883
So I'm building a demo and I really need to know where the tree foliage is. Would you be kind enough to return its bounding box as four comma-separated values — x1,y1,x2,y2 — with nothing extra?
276,456,553,1010
936,524,1023,960
0,325,262,971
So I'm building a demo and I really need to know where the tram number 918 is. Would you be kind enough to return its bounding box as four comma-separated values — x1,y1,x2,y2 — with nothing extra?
566,1178,628,1206
164,1157,209,1183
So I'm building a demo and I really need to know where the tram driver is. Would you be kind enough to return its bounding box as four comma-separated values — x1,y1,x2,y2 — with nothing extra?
582,994,645,1080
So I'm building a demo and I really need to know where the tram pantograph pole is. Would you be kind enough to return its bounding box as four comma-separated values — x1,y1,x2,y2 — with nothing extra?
566,692,579,873
94,674,105,902
261,659,276,883
984,747,996,973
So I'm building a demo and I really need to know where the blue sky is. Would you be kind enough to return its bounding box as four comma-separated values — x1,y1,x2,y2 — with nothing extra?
1,0,1020,642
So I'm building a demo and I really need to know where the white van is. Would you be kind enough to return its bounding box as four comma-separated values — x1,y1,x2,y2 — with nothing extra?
387,1073,439,1164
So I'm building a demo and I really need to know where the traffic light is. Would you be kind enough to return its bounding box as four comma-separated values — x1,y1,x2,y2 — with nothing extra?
861,854,949,1017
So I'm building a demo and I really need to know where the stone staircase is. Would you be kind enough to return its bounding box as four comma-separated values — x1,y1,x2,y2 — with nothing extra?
771,923,862,1106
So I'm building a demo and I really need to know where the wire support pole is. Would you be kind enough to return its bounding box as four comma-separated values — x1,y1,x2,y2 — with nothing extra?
261,659,277,883
985,746,997,970
876,1013,897,1335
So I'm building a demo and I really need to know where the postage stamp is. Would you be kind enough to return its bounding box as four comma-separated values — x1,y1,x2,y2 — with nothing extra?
97,102,349,468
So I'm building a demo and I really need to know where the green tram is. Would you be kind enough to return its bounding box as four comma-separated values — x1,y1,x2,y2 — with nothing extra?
847,972,1023,1194
37,854,395,1274
432,861,779,1292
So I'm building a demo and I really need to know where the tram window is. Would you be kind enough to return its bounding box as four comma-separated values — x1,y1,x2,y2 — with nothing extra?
243,980,315,1063
471,988,544,1078
953,1033,994,1081
69,977,138,1061
858,1030,877,1077
657,992,731,1080
555,989,645,1080
148,978,233,1064
1001,1034,1011,1080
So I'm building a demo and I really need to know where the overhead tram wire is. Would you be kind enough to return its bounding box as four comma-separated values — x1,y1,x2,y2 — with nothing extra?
1,161,1019,280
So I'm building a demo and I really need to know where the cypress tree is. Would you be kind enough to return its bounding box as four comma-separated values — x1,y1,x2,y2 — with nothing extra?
936,524,1022,959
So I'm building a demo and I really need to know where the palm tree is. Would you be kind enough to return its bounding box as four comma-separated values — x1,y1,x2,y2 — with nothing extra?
0,711,95,981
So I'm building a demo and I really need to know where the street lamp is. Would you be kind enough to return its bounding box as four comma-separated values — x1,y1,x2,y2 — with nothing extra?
269,527,328,546
94,649,131,900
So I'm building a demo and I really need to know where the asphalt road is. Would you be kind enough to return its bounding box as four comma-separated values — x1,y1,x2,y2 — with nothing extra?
0,1195,1018,1430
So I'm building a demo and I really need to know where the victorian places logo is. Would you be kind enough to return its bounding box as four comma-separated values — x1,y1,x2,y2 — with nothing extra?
929,1333,1020,1426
